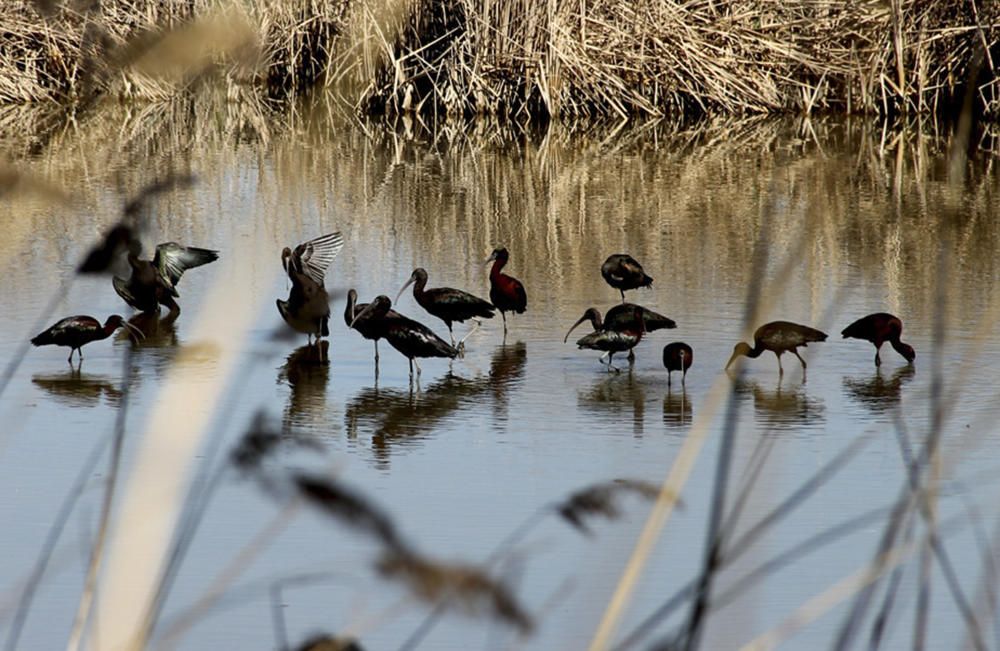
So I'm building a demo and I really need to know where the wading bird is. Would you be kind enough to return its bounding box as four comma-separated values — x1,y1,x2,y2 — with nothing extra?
486,247,526,336
601,254,652,303
113,241,219,314
345,288,404,369
726,321,827,376
31,315,142,363
662,342,694,386
564,303,677,361
277,232,344,348
349,295,459,380
841,312,915,366
564,305,646,372
395,267,495,349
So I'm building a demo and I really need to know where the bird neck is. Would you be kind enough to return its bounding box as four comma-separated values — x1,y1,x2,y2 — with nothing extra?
889,338,909,355
412,274,428,297
345,293,357,320
747,344,765,359
101,323,120,338
490,258,506,279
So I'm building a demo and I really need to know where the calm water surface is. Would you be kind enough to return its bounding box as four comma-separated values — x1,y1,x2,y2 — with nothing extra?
0,100,999,650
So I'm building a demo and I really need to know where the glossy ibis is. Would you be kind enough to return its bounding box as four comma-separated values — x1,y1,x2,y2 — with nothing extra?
345,288,404,369
601,254,652,303
31,315,142,363
486,247,526,336
662,342,693,386
395,267,495,348
841,312,915,366
564,303,676,361
349,295,459,379
113,241,219,314
564,305,646,372
277,232,344,347
726,321,827,375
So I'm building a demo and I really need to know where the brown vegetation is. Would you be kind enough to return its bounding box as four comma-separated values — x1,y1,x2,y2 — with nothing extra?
0,0,997,119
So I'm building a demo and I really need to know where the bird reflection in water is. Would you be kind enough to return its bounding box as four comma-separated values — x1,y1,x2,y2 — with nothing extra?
578,373,649,436
733,377,824,428
278,341,331,433
344,366,504,469
488,342,527,426
842,365,915,414
662,389,694,429
31,368,123,408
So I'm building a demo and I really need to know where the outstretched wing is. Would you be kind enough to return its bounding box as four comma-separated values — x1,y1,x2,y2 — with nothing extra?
153,242,220,294
112,276,137,308
292,231,344,286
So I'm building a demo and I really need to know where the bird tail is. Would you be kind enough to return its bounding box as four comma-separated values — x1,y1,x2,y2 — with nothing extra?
642,274,653,288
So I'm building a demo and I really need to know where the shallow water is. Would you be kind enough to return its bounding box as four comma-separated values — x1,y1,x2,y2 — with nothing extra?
1,99,1000,650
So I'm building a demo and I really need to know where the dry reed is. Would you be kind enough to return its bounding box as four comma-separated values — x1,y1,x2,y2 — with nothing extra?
0,0,996,120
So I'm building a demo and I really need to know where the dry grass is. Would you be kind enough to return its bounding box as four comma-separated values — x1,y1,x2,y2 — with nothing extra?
0,0,996,119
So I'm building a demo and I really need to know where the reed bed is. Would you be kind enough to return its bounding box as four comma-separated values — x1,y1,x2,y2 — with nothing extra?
0,0,997,119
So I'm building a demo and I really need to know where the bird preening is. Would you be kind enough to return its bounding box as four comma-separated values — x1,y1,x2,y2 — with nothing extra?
276,231,345,353
601,254,652,303
113,241,219,315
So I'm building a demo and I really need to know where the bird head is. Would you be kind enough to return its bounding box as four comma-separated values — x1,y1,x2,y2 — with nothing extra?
725,342,752,371
280,247,292,273
106,315,145,341
564,308,602,343
349,295,391,329
394,268,427,304
485,247,509,265
899,342,916,364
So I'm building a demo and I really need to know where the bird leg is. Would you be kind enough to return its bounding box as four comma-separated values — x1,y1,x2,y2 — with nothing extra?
874,345,882,367
620,289,626,304
777,353,784,376
667,370,672,386
627,348,636,362
67,348,76,363
682,368,687,386
607,352,620,373
408,358,414,380
374,340,380,364
414,359,422,378
793,349,807,370
501,312,508,336
457,320,481,353
448,324,456,347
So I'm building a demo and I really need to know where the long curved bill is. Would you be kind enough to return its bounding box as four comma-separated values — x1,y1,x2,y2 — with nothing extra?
484,251,498,265
122,321,146,342
349,301,377,330
394,276,416,305
725,350,740,371
563,313,590,344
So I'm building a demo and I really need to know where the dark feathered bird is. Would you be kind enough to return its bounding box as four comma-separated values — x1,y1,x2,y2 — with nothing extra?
564,305,646,372
601,254,652,303
345,288,404,368
841,313,915,366
349,295,459,379
565,303,676,361
395,267,495,348
726,321,827,375
113,241,219,314
662,342,693,386
486,247,527,336
277,232,344,346
31,315,142,363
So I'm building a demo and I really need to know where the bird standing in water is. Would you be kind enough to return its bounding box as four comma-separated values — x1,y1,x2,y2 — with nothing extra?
345,288,404,371
113,241,219,315
601,254,652,303
841,313,915,366
726,321,828,375
564,303,676,361
662,342,694,386
32,315,142,363
486,247,526,337
395,267,495,349
349,295,459,380
277,232,344,348
564,304,646,372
